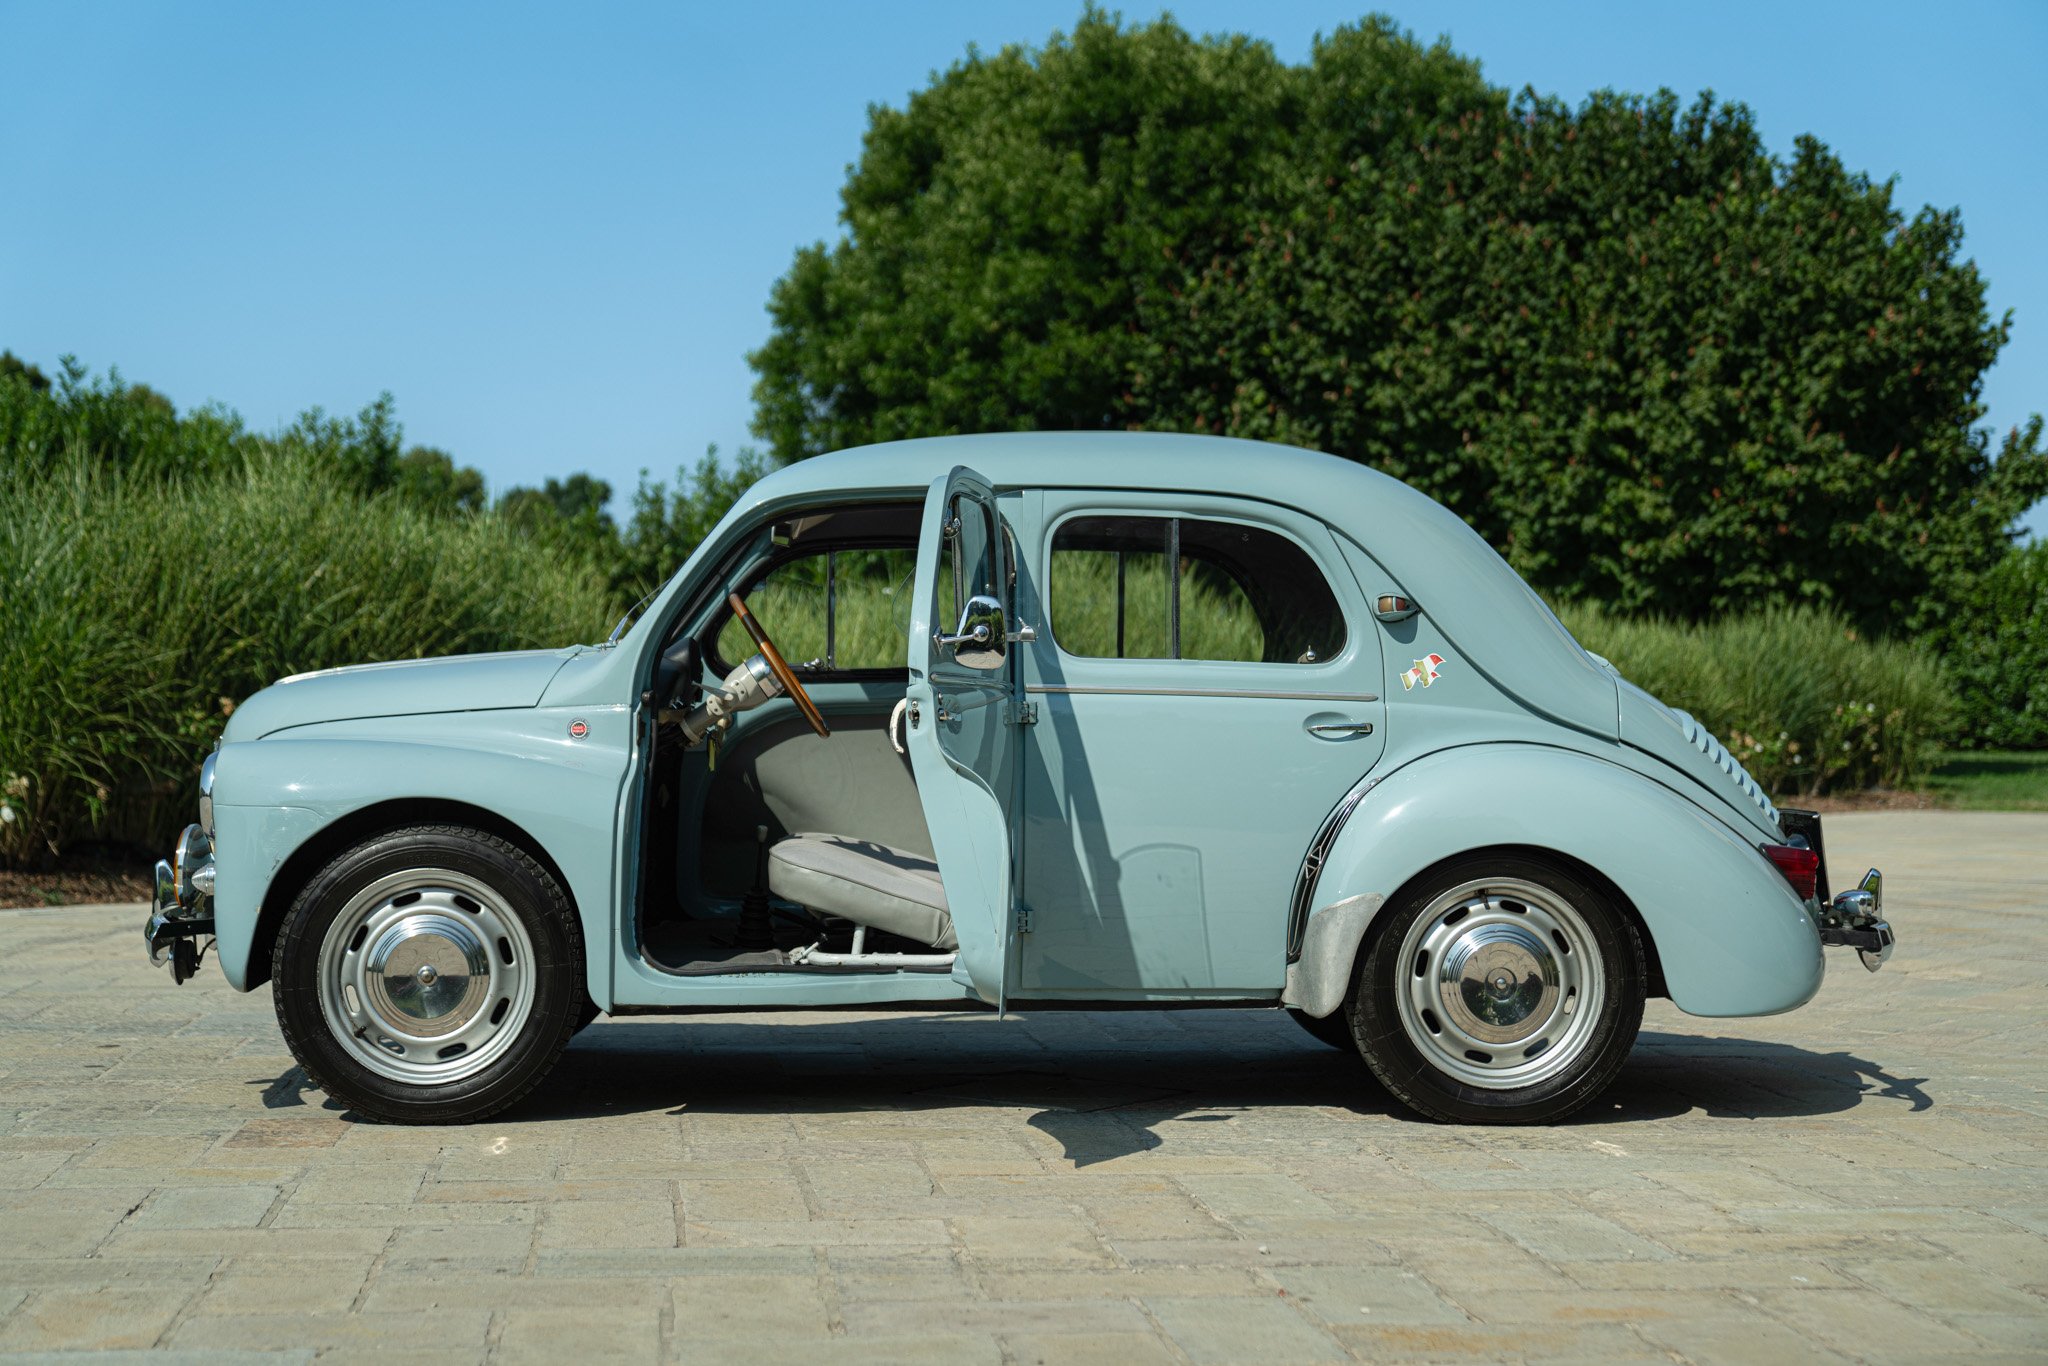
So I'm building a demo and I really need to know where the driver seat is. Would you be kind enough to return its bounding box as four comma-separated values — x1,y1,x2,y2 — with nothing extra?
767,833,957,951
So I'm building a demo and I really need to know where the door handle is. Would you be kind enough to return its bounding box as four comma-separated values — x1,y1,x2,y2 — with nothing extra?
1305,719,1374,738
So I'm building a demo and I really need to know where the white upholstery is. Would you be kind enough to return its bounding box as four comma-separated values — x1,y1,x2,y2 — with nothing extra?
769,833,956,951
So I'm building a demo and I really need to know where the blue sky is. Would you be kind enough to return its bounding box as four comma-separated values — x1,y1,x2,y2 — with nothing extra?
3,1,2042,536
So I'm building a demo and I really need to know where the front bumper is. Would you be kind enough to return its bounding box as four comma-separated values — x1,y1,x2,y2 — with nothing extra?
143,823,215,984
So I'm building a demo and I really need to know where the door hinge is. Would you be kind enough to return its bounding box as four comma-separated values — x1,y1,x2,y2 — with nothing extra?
1016,904,1034,935
1010,699,1038,726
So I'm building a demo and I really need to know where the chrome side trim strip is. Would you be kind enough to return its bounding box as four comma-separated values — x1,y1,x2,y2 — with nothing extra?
1025,685,1379,703
1287,774,1380,962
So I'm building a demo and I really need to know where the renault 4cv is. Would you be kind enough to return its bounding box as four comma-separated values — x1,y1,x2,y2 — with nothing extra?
144,433,1895,1125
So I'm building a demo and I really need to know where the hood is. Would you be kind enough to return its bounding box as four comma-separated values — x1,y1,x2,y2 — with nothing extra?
1616,680,1782,841
225,648,585,740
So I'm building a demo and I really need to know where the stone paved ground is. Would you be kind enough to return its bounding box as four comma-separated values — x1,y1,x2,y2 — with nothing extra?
1,811,2043,1364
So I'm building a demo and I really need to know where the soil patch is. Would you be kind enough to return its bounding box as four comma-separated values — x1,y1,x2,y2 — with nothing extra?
0,847,154,908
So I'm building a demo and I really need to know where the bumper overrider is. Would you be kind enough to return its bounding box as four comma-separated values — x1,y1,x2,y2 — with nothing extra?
143,755,216,984
1820,867,1894,972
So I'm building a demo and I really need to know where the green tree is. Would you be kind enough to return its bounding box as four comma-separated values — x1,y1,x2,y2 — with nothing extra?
395,445,488,514
614,446,768,601
0,351,51,392
751,10,2047,635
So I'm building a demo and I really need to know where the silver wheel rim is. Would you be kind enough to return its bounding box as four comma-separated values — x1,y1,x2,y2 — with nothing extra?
1393,876,1604,1090
316,868,536,1085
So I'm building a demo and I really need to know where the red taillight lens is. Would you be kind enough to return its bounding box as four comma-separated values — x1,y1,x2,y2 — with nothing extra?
1761,843,1820,900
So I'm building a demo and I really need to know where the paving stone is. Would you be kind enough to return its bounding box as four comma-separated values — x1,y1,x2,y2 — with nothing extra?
1001,1330,1181,1366
1268,1263,1471,1326
951,1214,1110,1264
193,1270,364,1322
535,1196,677,1249
1147,1294,1347,1364
128,1183,279,1229
1752,1287,1989,1356
0,1287,192,1351
493,1306,662,1363
672,1273,832,1338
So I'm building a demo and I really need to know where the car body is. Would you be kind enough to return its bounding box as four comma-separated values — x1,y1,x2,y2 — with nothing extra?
146,432,1895,1123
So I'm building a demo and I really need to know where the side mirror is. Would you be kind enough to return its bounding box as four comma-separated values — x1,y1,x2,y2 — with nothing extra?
934,593,1008,671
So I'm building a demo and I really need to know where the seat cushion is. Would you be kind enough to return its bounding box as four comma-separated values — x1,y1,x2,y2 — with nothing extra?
768,834,956,951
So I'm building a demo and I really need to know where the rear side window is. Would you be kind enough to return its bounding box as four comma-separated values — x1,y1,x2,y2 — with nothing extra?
1049,515,1345,664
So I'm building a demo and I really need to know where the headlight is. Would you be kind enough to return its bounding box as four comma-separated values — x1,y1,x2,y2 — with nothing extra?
172,823,212,906
198,749,216,836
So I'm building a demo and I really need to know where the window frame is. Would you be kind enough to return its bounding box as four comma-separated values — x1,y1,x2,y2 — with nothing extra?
1044,508,1351,669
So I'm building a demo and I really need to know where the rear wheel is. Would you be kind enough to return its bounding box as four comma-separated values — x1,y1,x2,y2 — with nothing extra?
1349,853,1644,1124
271,825,583,1124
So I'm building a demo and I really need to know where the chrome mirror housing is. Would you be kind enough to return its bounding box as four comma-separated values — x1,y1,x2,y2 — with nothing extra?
935,594,1008,671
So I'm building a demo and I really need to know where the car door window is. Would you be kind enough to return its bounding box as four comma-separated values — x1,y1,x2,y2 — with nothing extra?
1049,515,1345,664
717,547,917,672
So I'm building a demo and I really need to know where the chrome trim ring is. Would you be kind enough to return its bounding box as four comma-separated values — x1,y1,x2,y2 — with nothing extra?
1393,877,1604,1090
315,868,535,1085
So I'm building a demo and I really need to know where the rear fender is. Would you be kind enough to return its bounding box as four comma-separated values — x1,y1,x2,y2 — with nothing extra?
1284,744,1822,1019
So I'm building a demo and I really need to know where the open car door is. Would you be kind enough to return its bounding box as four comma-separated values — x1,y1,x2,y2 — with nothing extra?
907,467,1022,1007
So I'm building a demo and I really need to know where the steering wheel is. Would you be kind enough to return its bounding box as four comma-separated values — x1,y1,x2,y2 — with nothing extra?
726,592,831,739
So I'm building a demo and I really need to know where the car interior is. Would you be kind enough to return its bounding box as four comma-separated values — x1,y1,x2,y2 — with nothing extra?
632,500,960,976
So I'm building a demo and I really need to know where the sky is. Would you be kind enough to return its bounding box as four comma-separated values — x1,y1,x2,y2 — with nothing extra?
2,1,2043,537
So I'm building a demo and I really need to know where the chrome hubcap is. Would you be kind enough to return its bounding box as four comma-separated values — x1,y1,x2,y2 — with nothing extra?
317,869,534,1085
1394,877,1603,1089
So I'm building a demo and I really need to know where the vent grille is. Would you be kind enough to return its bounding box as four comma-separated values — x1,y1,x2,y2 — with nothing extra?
1675,712,1779,826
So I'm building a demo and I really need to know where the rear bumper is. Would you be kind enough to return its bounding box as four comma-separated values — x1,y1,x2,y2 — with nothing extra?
1780,808,1893,972
1819,867,1894,972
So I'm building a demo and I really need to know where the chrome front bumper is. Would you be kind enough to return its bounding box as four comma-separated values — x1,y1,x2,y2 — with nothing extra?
143,822,215,984
1819,867,1894,972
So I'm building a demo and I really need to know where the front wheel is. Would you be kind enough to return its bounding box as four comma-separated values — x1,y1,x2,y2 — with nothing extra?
1349,853,1644,1124
271,825,584,1124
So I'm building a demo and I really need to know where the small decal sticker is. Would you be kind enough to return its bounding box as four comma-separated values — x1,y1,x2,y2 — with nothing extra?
568,719,589,739
1401,654,1445,691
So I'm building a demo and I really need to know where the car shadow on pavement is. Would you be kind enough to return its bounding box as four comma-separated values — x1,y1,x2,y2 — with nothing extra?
453,1015,1933,1150
250,1016,1932,1154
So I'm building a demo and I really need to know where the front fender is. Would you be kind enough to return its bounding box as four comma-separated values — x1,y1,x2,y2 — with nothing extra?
1286,744,1822,1019
208,716,628,1002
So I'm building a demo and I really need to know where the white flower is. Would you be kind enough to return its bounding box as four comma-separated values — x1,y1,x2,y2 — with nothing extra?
0,805,14,825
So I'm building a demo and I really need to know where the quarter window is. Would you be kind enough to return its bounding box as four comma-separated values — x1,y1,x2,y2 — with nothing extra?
1049,515,1345,664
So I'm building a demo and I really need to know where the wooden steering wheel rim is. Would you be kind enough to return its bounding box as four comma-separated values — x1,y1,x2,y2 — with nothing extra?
726,593,830,739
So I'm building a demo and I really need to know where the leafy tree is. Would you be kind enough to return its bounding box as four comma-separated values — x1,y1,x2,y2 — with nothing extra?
1936,542,2048,748
0,351,51,392
751,10,2047,635
614,446,769,601
396,445,488,515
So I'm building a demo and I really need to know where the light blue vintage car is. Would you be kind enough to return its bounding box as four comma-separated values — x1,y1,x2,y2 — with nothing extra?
145,433,1894,1124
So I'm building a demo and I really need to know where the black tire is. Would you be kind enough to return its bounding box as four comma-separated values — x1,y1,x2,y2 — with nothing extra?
271,824,584,1124
1287,1007,1357,1053
1348,852,1644,1125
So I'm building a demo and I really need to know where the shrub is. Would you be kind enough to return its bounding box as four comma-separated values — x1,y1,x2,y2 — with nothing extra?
1557,603,1955,798
0,456,614,865
1936,543,2048,750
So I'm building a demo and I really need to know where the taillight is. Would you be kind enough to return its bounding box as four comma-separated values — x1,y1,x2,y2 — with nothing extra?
1761,843,1820,900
